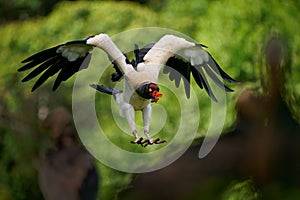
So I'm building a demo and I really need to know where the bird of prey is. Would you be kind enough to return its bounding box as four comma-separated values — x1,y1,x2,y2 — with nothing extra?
18,34,238,146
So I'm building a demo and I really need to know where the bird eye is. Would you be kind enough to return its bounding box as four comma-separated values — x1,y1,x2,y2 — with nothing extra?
148,88,152,92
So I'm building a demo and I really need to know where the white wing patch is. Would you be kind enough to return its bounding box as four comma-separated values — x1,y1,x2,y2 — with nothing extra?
57,44,92,62
182,46,210,66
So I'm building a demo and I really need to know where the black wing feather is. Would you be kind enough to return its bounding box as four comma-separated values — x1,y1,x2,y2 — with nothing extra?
207,52,239,83
196,65,218,102
19,46,61,72
31,60,62,91
20,46,60,64
19,38,93,91
164,56,192,98
111,43,155,82
203,64,234,92
53,53,91,91
191,67,204,90
111,55,126,82
164,44,238,102
21,56,59,82
138,43,155,63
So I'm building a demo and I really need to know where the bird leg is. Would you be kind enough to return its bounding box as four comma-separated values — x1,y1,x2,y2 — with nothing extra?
115,95,143,145
122,106,143,145
130,129,143,145
141,104,167,147
142,104,154,143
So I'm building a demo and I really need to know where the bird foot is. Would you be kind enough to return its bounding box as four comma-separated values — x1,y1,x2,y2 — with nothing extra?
130,137,144,146
142,138,166,147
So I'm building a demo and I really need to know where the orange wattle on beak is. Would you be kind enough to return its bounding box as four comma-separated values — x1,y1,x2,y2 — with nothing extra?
153,91,163,98
152,91,163,102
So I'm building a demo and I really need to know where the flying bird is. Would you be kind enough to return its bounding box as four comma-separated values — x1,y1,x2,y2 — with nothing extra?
18,34,238,146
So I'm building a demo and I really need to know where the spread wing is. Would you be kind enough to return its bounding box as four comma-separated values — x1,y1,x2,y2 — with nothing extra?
18,34,129,92
142,35,239,101
163,45,239,101
19,36,95,91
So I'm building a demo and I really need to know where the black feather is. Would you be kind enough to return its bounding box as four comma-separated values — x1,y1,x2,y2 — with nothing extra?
20,46,60,64
18,47,60,72
31,61,62,91
207,52,239,84
52,54,91,91
110,43,155,82
203,64,234,92
164,56,192,97
191,67,203,89
90,84,122,95
19,38,93,91
164,56,192,98
138,43,155,63
22,56,59,82
111,60,124,82
196,66,218,102
164,45,238,101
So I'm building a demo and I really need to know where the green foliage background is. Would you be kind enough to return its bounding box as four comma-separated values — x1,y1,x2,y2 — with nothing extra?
0,0,300,199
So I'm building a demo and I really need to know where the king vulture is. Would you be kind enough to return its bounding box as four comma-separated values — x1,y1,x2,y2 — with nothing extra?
18,34,238,146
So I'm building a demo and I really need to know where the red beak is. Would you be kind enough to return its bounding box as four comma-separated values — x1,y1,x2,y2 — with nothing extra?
152,91,163,102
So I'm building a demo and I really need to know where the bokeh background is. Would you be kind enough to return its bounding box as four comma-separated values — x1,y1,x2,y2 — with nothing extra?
1,0,300,199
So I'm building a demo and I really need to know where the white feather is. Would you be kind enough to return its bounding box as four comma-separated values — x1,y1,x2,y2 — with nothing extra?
57,44,92,62
182,46,209,66
86,34,131,74
143,35,195,65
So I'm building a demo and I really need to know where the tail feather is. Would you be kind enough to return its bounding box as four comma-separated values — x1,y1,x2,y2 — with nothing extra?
89,84,122,95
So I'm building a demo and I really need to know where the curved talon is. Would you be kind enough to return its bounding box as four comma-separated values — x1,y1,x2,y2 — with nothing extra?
130,137,143,146
142,138,167,147
155,139,166,144
152,138,160,143
141,139,150,144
